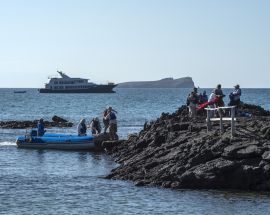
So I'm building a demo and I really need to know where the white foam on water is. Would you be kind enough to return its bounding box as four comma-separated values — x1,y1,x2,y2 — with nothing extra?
0,141,16,146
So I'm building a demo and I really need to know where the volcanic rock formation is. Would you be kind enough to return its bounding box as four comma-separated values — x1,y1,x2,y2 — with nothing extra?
105,103,270,191
0,116,73,129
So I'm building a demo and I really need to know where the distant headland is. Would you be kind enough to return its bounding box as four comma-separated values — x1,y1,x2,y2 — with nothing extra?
117,77,194,88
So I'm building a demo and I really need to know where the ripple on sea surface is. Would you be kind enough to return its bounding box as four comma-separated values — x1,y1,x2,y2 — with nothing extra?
1,88,270,214
0,146,270,215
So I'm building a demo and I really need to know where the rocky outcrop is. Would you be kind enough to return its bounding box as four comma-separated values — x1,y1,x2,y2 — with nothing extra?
0,116,73,129
117,77,194,88
105,104,270,191
52,115,68,123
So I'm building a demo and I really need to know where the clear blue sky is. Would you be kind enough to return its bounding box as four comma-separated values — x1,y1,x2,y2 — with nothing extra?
0,0,269,88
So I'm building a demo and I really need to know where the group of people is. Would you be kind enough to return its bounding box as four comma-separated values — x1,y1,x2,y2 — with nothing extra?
187,84,242,117
77,106,118,140
36,106,118,141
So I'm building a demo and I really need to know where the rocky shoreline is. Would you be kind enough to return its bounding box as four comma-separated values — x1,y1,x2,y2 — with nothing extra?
0,115,73,129
104,103,270,191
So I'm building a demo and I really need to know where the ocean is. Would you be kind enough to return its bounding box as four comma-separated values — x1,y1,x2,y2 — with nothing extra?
1,88,270,215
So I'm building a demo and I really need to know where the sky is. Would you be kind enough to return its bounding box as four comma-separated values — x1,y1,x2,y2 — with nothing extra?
0,0,269,88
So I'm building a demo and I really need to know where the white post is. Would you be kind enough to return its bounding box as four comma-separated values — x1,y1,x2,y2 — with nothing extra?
207,109,211,132
219,108,223,134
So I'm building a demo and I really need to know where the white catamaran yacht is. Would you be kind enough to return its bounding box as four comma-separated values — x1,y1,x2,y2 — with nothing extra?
39,71,117,93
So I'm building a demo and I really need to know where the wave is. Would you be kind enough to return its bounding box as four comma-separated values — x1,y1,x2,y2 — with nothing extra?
0,141,16,146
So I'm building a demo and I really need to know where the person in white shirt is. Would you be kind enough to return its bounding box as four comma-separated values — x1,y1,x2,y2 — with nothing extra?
77,118,87,136
208,90,217,118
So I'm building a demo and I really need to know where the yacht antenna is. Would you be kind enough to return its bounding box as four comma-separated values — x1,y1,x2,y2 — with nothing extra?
57,71,70,78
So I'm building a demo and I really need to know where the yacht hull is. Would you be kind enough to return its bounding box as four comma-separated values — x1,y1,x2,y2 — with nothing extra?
39,84,117,93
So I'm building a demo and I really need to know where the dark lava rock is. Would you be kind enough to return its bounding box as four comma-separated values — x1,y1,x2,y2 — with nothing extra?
52,115,68,123
238,103,270,116
106,103,270,191
0,116,73,129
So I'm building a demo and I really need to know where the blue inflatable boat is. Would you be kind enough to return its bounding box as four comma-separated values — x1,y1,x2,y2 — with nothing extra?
16,129,96,150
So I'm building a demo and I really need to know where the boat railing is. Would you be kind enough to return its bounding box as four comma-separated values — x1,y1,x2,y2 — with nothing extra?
24,129,33,142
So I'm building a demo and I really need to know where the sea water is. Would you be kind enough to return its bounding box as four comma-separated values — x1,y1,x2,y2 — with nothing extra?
0,88,270,215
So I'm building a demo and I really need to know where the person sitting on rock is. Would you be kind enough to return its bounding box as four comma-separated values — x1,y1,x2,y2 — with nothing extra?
90,117,101,135
77,118,87,136
105,107,118,140
229,84,242,107
37,118,45,136
186,87,199,118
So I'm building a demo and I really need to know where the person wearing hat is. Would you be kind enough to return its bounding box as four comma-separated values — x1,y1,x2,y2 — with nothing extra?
229,84,241,106
37,118,45,136
90,117,101,135
77,118,87,136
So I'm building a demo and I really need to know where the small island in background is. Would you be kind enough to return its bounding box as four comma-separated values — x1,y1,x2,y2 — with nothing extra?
117,77,194,88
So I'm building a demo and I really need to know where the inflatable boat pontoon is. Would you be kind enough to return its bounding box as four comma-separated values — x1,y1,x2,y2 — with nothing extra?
16,130,96,150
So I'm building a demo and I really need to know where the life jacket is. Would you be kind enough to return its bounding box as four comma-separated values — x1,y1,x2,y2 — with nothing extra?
80,123,87,134
110,112,117,120
37,122,45,136
188,93,199,105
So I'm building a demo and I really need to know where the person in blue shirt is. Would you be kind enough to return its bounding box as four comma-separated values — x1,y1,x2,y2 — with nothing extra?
105,107,118,140
37,118,45,136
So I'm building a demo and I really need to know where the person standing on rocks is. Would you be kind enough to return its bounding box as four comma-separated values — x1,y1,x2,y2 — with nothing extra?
214,84,225,107
105,107,118,140
77,118,87,136
37,118,45,136
229,84,241,107
103,108,110,133
208,90,217,118
103,107,118,133
187,87,199,117
199,90,208,104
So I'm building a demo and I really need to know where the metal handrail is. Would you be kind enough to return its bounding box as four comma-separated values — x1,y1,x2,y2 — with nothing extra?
205,106,236,137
